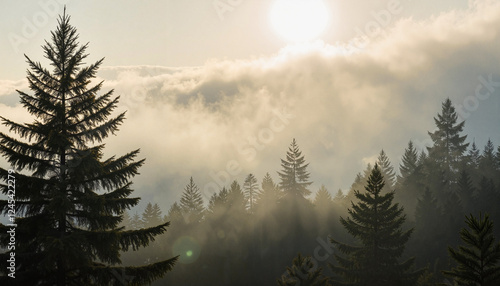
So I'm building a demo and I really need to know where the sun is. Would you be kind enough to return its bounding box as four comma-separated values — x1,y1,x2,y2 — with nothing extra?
270,0,329,43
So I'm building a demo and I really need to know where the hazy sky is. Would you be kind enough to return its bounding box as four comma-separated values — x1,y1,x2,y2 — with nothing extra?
1,0,500,212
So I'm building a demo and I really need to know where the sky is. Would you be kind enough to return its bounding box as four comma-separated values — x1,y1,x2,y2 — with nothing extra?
1,0,500,213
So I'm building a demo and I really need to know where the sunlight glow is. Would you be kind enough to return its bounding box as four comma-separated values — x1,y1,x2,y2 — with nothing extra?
270,0,329,42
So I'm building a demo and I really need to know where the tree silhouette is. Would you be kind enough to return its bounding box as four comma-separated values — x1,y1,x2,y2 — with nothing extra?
330,164,420,286
427,98,469,186
443,213,500,286
278,138,312,198
179,177,205,224
377,149,396,189
244,173,259,213
0,10,176,285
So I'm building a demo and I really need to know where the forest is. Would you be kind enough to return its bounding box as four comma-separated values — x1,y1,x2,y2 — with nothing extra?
1,8,500,286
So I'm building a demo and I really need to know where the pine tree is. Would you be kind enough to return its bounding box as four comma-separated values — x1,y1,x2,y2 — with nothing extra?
333,189,344,201
0,11,177,285
256,172,281,209
479,139,497,180
467,141,481,170
278,138,312,198
330,164,420,286
377,149,396,189
130,212,143,229
207,187,229,216
166,202,184,225
179,177,205,224
120,210,132,228
244,173,259,213
228,180,247,213
397,141,419,187
397,142,426,218
427,98,469,185
443,213,500,286
277,253,329,286
314,185,333,210
142,202,163,228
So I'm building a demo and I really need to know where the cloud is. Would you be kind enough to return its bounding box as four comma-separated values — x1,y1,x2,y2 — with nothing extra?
2,0,500,212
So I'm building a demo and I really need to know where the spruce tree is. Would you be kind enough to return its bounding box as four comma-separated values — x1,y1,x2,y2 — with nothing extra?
243,173,258,213
142,202,163,228
397,141,419,187
179,177,205,224
467,141,481,170
277,253,329,286
228,180,247,213
443,213,500,286
278,138,312,198
377,149,396,189
256,172,281,210
166,202,184,225
207,187,228,216
427,98,469,185
329,164,420,286
130,212,143,229
0,10,177,285
479,139,497,180
314,185,333,210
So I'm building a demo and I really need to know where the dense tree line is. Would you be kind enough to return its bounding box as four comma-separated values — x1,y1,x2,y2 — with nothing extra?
117,98,500,286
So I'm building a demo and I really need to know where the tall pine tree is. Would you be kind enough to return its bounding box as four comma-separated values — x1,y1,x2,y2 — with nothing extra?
179,177,205,224
427,98,469,186
0,10,176,285
278,138,312,198
243,173,258,213
329,164,420,286
377,149,396,189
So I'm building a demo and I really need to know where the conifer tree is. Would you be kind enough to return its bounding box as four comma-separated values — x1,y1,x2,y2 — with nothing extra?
314,185,333,210
207,187,228,216
0,10,177,285
443,213,500,286
228,180,247,213
277,253,329,286
130,212,143,229
479,139,497,180
330,164,420,286
142,202,163,228
377,149,396,189
397,141,419,187
467,141,481,170
179,177,204,224
256,172,281,209
120,210,132,228
427,98,469,184
244,173,258,213
278,138,312,198
333,189,344,201
166,202,184,225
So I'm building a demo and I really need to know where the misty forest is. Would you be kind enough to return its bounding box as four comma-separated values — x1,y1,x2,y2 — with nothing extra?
2,9,500,286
